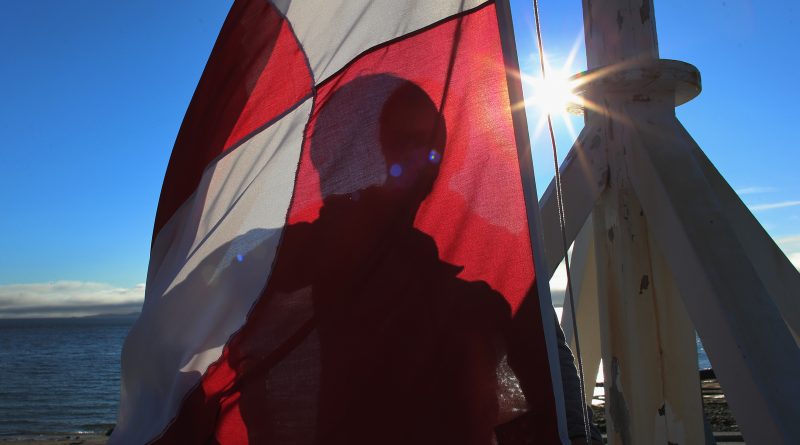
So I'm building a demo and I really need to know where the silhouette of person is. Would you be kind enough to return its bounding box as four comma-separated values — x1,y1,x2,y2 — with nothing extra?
233,75,513,445
155,75,521,445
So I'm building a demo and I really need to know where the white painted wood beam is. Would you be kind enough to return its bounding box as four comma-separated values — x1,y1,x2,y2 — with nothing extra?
687,136,800,342
582,0,659,70
587,91,705,444
626,106,800,444
592,189,668,445
646,234,707,444
539,126,608,279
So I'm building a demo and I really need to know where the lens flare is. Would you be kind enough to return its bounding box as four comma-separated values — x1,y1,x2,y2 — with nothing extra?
521,33,586,141
525,71,581,116
389,163,403,177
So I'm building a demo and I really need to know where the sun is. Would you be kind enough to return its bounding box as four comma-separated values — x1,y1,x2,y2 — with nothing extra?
520,34,585,140
522,65,582,140
525,71,581,117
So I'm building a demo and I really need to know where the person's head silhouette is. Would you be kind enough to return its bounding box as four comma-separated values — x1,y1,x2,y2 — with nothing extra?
309,74,446,220
378,81,446,207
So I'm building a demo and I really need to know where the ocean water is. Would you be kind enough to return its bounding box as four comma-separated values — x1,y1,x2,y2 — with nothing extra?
0,316,134,438
0,315,712,438
696,335,711,369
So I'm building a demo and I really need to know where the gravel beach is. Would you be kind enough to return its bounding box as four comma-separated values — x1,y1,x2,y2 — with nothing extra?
590,377,741,441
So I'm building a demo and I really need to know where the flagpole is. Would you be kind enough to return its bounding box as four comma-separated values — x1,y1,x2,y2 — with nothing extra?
494,1,569,443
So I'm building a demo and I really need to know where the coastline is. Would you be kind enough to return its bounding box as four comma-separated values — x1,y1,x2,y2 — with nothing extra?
3,378,740,444
0,434,108,445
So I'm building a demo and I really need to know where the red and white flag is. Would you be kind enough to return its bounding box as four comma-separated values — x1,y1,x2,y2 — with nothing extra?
113,1,566,443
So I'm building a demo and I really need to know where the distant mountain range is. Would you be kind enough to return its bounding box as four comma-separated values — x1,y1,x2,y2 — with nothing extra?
80,311,141,319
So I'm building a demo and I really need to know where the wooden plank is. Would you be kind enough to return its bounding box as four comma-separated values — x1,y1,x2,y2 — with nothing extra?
584,87,708,444
647,235,707,444
625,105,800,444
539,125,608,278
594,155,697,444
687,134,800,342
581,0,659,70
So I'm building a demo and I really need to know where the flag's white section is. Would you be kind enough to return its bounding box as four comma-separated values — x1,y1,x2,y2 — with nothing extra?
114,99,313,445
273,0,488,84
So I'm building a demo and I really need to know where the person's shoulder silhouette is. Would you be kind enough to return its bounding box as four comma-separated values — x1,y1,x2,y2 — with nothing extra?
211,74,513,445
151,75,585,445
275,75,510,445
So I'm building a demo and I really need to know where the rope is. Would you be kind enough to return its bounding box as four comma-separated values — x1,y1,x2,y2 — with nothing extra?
530,1,592,442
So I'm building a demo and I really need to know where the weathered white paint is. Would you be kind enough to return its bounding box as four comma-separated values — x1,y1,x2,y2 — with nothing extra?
577,1,709,444
647,225,706,445
532,0,798,442
590,99,702,444
690,145,800,343
626,101,800,444
582,0,658,70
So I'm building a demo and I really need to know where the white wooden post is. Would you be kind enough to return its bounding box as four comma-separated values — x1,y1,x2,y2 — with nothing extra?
535,0,800,442
539,127,607,277
623,99,800,444
589,112,704,444
690,147,800,342
579,1,706,443
569,0,800,443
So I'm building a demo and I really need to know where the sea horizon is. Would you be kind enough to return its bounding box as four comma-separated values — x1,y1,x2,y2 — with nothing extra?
0,316,130,438
0,310,713,438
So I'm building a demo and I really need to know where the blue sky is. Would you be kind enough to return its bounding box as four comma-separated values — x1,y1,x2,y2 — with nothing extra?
0,1,797,316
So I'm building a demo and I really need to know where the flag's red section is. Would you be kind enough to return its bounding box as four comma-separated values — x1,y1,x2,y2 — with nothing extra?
288,3,532,314
152,3,561,445
153,0,312,238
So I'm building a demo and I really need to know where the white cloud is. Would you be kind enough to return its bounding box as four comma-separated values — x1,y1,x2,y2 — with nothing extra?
774,235,800,272
790,253,800,271
749,200,800,211
777,235,800,246
735,186,776,195
0,281,144,318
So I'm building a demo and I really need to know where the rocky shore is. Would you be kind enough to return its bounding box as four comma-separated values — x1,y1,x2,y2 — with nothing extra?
590,377,741,441
0,435,107,445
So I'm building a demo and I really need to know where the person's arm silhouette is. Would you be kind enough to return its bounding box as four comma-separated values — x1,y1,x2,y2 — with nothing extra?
265,222,316,293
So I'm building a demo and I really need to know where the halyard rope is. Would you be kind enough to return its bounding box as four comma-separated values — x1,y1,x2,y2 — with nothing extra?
530,1,592,442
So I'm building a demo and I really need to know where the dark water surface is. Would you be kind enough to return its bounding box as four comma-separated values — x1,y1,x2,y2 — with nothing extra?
0,314,712,438
0,316,134,437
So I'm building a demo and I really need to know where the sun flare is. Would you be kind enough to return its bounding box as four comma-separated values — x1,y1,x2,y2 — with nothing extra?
521,34,586,140
522,67,583,140
525,72,581,116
